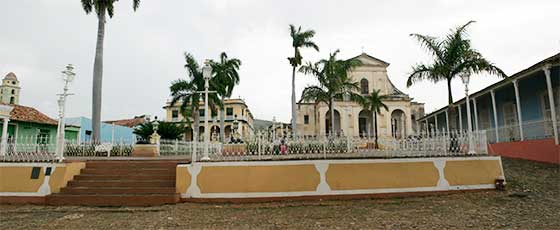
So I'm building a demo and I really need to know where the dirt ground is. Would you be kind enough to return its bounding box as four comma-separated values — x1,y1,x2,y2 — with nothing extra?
1,158,558,230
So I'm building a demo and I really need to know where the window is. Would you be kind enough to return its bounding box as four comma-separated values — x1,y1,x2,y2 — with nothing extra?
360,78,369,94
171,110,179,119
9,97,14,104
226,107,233,116
199,109,205,117
304,115,309,124
211,110,217,118
11,89,15,94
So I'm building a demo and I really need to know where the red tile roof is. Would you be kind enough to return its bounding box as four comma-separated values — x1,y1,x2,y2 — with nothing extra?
104,117,146,128
2,103,58,125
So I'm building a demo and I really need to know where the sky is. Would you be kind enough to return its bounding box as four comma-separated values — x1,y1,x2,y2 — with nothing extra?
1,0,558,123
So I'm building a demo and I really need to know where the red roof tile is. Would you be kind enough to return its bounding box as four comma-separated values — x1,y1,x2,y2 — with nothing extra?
1,103,58,125
104,117,146,128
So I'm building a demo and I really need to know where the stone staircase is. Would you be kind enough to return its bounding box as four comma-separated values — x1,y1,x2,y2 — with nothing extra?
47,160,183,206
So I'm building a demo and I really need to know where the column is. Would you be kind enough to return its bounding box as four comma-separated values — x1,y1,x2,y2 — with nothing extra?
458,104,463,132
512,80,524,141
473,98,479,132
0,118,9,156
491,90,500,142
544,66,559,144
434,114,438,132
445,109,450,134
425,119,429,134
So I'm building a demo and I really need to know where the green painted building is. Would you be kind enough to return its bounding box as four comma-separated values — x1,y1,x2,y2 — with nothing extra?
1,103,79,144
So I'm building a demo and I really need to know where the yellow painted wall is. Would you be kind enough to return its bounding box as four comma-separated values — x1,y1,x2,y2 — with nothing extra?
0,166,45,192
197,165,320,193
0,162,84,194
176,167,191,194
444,160,503,186
49,162,86,193
326,162,439,190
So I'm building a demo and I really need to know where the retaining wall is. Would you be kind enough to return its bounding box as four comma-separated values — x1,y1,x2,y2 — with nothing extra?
177,156,504,201
0,162,85,204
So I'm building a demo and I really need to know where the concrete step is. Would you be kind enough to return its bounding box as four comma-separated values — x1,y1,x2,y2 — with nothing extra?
59,187,176,195
68,180,175,188
74,174,175,181
85,161,180,168
80,168,175,176
47,194,180,206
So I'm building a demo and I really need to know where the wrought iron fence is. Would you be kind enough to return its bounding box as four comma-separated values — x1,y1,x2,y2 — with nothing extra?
193,130,488,161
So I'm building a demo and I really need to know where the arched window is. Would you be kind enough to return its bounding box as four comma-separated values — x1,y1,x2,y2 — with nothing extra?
11,89,15,94
9,96,15,104
360,79,369,94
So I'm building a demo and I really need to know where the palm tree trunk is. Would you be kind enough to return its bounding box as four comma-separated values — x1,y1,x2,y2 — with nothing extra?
329,98,335,136
220,98,225,142
447,78,453,105
91,9,106,142
291,65,297,137
374,112,378,149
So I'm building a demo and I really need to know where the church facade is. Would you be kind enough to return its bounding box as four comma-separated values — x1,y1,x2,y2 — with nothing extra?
295,53,425,138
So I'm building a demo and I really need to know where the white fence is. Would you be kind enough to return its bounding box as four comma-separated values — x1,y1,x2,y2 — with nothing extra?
188,130,488,162
0,136,136,162
1,131,488,162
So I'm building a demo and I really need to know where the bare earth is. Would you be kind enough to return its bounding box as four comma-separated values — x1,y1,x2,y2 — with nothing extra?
1,158,558,230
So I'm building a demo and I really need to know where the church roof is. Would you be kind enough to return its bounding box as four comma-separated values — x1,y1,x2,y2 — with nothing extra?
348,52,390,67
4,72,18,81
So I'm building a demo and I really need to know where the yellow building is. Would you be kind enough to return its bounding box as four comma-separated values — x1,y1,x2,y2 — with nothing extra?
296,52,425,138
163,98,254,141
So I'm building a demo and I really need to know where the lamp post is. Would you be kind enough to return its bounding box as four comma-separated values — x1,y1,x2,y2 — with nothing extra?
55,64,76,162
201,60,212,161
460,72,476,154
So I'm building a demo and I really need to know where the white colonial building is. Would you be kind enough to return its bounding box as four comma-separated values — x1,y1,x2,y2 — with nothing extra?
295,53,425,138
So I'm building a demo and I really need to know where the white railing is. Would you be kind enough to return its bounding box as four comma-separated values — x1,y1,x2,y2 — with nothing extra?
197,130,488,162
0,136,138,162
484,119,558,143
1,136,58,162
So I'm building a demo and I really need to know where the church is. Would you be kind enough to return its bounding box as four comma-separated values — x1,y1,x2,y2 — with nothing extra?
295,53,425,138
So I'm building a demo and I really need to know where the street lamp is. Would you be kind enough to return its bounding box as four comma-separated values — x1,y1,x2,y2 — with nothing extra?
55,64,76,161
201,60,212,161
460,72,476,154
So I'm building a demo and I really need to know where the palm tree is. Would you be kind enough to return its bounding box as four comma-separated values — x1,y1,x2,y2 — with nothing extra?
299,50,361,134
210,52,241,142
133,122,186,140
288,24,319,137
407,21,507,105
170,53,221,142
358,90,388,148
81,0,141,141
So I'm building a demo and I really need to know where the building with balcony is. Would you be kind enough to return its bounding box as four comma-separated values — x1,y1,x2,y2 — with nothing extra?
163,98,254,141
417,53,559,164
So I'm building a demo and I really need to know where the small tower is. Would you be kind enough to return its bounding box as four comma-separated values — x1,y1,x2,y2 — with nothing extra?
0,72,21,105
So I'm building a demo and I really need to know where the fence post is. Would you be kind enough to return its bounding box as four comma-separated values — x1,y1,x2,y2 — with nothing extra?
323,135,327,159
346,135,351,153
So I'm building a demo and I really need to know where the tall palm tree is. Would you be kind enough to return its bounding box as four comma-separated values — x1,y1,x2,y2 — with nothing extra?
299,50,361,134
358,90,388,148
81,0,141,141
170,53,221,142
288,24,319,137
407,21,507,105
210,52,241,142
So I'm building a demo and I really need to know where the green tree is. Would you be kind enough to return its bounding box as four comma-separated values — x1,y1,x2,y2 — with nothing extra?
288,24,319,136
407,21,507,105
210,52,241,142
170,53,221,141
299,50,362,134
358,90,388,148
81,0,141,141
133,122,185,140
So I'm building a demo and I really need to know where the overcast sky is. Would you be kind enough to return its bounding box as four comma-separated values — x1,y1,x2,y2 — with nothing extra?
1,0,558,123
